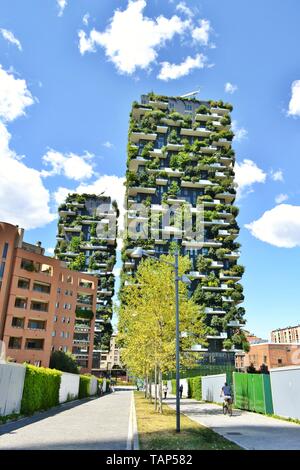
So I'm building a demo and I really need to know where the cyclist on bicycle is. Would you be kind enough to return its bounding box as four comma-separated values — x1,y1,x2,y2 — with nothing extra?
220,382,232,405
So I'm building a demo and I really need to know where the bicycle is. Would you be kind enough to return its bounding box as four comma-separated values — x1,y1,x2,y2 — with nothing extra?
222,397,233,416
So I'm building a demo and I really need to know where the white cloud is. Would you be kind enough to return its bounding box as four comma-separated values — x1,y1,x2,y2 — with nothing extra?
225,82,237,94
0,122,55,230
46,247,55,255
275,193,288,204
176,2,194,18
78,30,96,55
245,204,300,248
57,0,67,17
83,13,90,26
232,120,248,142
158,53,206,81
103,141,114,148
288,80,300,117
234,159,266,199
271,169,284,182
191,19,211,46
0,29,22,51
41,150,95,181
78,0,190,74
0,65,34,122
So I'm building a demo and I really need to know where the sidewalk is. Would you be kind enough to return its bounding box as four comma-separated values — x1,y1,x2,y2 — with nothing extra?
167,397,300,450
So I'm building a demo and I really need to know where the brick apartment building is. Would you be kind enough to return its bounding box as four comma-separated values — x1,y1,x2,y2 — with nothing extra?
271,325,300,344
0,221,97,372
235,342,300,371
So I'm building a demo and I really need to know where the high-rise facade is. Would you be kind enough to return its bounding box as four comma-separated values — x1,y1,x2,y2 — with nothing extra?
122,93,247,364
54,193,118,369
0,221,97,372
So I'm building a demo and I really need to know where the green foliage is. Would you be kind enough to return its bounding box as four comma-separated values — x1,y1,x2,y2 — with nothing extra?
21,365,61,415
49,350,79,374
75,307,94,320
168,129,180,144
70,252,86,271
79,375,91,398
69,236,81,253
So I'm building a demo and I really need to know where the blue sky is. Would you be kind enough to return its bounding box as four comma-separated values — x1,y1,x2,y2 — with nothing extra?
1,0,300,339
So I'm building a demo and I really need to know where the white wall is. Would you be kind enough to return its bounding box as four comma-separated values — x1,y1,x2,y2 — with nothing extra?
270,366,300,420
102,379,107,393
0,363,26,416
166,379,188,397
202,374,227,404
89,377,98,396
59,372,80,404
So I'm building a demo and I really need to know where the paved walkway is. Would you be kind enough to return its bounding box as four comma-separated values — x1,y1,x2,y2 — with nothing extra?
0,389,133,450
167,398,300,450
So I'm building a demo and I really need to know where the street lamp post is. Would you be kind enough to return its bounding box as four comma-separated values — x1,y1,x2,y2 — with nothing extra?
130,247,191,433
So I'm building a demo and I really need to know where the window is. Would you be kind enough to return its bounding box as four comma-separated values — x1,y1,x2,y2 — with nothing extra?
34,361,41,367
57,287,61,294
21,258,39,272
33,282,51,294
62,316,65,322
18,278,30,289
30,301,48,312
60,332,64,338
53,315,57,322
263,355,267,363
2,243,9,259
184,102,192,111
65,332,70,339
67,275,73,284
8,337,22,349
55,302,59,308
15,297,27,309
278,358,282,365
63,346,68,353
11,317,25,329
0,262,5,279
28,320,46,330
52,331,56,337
25,339,44,350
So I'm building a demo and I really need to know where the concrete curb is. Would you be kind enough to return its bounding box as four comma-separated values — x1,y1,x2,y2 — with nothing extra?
126,392,139,450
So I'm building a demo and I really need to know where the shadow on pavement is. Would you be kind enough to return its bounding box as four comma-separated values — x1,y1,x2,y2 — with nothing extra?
0,396,104,436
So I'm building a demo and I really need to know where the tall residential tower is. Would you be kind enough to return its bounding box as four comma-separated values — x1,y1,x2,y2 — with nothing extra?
122,93,247,365
55,193,118,370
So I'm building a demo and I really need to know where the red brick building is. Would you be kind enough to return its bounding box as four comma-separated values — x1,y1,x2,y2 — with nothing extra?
0,222,97,372
235,342,300,371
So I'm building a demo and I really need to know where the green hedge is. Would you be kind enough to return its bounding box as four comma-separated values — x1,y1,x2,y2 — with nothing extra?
21,365,61,415
79,375,91,398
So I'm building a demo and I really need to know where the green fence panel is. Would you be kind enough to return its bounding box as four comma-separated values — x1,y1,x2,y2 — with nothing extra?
262,374,274,415
233,372,249,410
233,372,274,414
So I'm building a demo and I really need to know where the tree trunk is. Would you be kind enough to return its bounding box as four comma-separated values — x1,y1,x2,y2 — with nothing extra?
154,364,158,411
144,376,147,399
158,368,163,414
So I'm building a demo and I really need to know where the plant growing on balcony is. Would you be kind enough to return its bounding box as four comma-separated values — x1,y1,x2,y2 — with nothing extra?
223,339,233,351
70,253,86,271
196,104,210,114
127,144,139,161
168,129,180,144
69,236,81,253
141,142,154,158
168,111,183,121
196,256,212,272
75,307,94,320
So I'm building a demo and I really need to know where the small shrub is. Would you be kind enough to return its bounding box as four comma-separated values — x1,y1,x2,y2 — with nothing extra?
79,375,91,398
21,365,61,415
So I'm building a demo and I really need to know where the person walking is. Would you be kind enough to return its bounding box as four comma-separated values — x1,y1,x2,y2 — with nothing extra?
163,384,168,399
179,384,183,399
